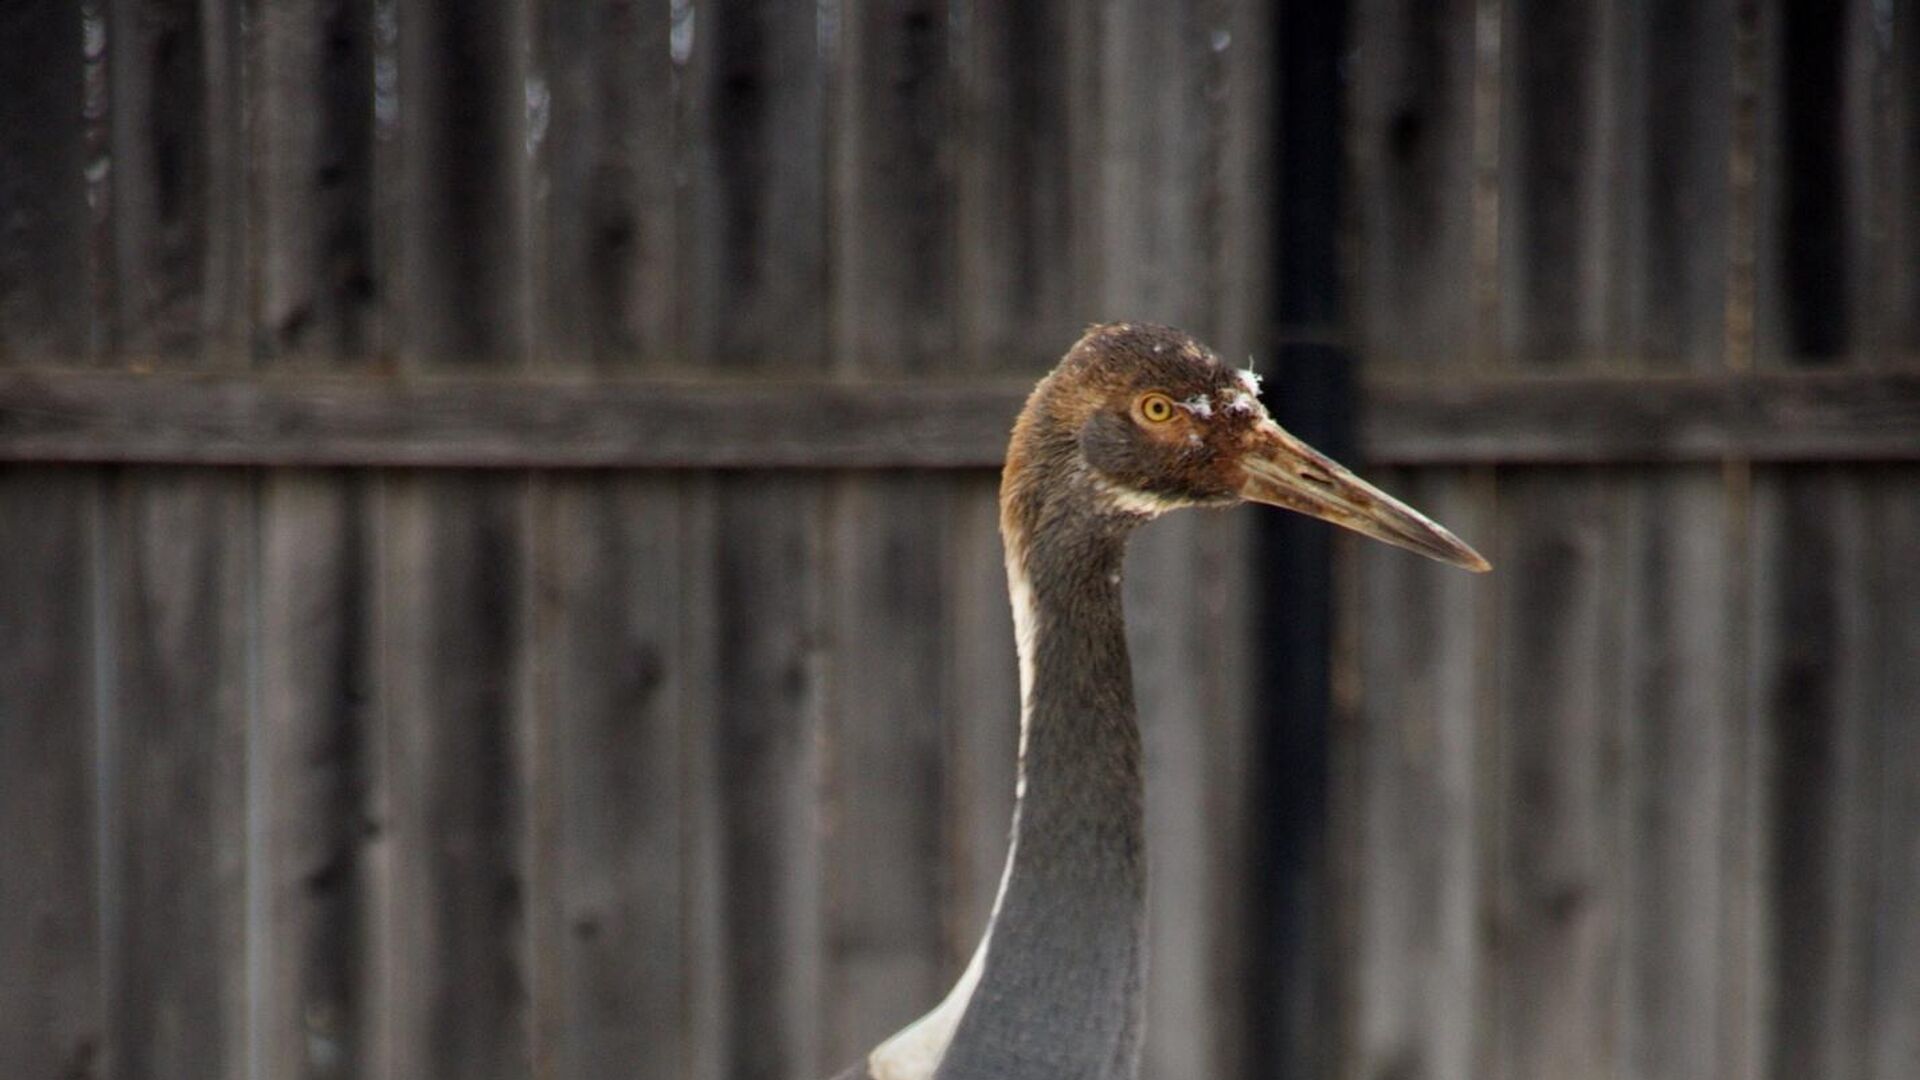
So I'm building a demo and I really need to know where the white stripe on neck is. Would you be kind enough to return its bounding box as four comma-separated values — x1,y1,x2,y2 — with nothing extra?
867,549,1037,1080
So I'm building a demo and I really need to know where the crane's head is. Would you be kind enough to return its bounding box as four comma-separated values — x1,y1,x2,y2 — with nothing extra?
1004,322,1490,572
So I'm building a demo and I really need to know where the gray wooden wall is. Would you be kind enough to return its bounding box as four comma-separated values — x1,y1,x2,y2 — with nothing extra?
5,2,1920,1080
1341,3,1920,1080
0,2,1270,1079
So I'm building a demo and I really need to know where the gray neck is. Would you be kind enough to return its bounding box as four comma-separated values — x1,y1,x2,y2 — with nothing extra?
937,512,1148,1080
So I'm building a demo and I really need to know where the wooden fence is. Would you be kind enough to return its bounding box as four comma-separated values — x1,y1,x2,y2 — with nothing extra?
1339,4,1920,1080
1,3,1917,1080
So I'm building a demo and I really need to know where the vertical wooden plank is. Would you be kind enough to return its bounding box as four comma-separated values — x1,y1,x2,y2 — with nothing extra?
821,475,952,1065
1348,0,1481,374
1489,470,1625,1080
1491,6,1637,1080
1865,19,1920,1079
1866,467,1920,1080
100,1,254,1076
523,5,685,1078
822,0,957,1065
532,475,687,1080
256,473,377,1080
108,0,246,360
0,1,89,357
1753,0,1878,365
1746,465,1873,1080
104,468,253,1080
952,0,1078,372
704,474,829,1080
0,11,103,1077
393,0,529,367
682,0,828,378
1883,0,1920,357
529,0,678,368
378,471,532,1080
1498,0,1614,368
1751,5,1882,1080
0,470,101,1080
1600,8,1742,1080
830,0,955,375
250,0,377,362
248,3,382,1077
681,4,831,1077
1347,474,1491,1080
1345,4,1489,1080
378,2,533,1077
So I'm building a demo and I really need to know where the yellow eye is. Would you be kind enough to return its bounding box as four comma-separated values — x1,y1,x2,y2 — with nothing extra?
1139,393,1177,423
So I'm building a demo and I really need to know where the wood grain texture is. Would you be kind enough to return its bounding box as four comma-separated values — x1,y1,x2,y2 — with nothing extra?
1343,5,1489,1079
104,468,253,1080
952,0,1079,374
256,472,377,1080
1751,6,1886,1080
1748,467,1875,1080
830,0,955,376
248,4,383,1076
393,0,528,367
376,472,533,1080
529,0,678,369
1364,368,1920,464
1866,467,1920,1080
1490,470,1626,1080
681,4,833,1077
1348,0,1481,372
1349,472,1491,1080
0,0,89,359
681,0,827,378
8,366,1920,468
108,0,246,361
1605,7,1744,1080
822,474,951,1064
534,475,687,1080
823,0,963,1062
378,3,536,1077
99,4,256,1076
704,474,829,1080
248,0,377,362
0,469,101,1080
1753,0,1878,364
1491,7,1631,1078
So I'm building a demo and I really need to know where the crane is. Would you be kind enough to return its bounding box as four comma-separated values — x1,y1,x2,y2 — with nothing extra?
831,323,1489,1080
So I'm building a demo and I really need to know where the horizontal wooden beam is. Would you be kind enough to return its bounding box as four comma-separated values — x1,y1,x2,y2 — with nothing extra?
0,369,1031,469
1363,368,1920,465
1,367,1917,468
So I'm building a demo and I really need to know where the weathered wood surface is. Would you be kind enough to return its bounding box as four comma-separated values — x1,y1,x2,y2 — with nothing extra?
9,366,1920,468
534,474,689,1080
0,469,100,1080
105,468,254,1080
1365,368,1920,464
1344,7,1493,1080
379,5,536,1079
1,6,1917,1080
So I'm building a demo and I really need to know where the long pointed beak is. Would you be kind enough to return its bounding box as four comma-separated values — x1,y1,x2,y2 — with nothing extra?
1236,420,1491,572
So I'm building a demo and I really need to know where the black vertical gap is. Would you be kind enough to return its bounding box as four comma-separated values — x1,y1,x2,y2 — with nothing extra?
1252,1,1349,1078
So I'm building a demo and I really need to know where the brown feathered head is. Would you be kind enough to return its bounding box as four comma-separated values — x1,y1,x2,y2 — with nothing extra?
1002,322,1489,572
